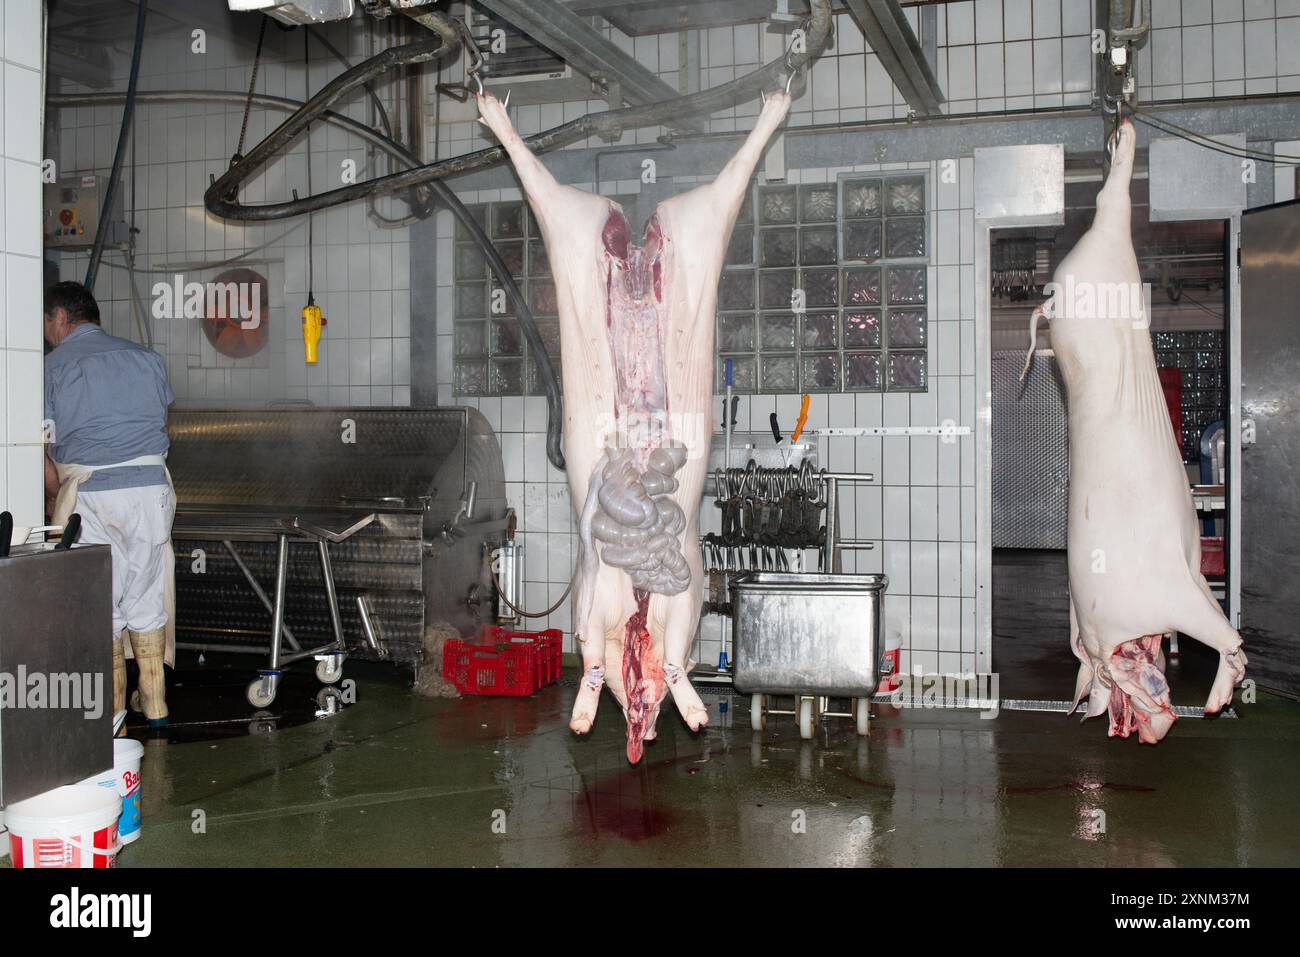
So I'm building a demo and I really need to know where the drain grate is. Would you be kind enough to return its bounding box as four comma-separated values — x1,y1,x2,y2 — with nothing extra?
1001,698,1238,719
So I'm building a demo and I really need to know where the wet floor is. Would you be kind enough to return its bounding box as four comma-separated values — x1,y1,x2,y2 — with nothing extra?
45,551,1295,868
109,651,1298,867
993,548,1225,703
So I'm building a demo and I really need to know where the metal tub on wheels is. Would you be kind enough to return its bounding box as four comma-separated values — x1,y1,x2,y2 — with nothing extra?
732,572,888,740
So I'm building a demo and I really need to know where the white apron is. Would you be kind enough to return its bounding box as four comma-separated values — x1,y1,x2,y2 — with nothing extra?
51,453,177,667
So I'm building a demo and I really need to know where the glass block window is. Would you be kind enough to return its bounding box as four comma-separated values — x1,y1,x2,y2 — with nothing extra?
717,172,929,394
453,200,580,396
1152,329,1227,462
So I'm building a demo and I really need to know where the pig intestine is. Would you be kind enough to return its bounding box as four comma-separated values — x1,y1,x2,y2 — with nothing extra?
578,207,690,598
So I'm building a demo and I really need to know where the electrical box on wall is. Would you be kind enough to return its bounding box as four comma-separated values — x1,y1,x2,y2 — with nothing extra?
43,174,122,250
1148,134,1247,221
974,144,1065,227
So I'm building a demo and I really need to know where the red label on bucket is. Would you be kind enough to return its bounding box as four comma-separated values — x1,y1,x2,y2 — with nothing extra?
11,824,118,868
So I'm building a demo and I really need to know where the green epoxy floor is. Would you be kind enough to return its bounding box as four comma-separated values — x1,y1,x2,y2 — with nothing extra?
111,661,1300,868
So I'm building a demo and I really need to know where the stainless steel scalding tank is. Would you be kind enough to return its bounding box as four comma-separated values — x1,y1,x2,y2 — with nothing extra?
166,407,508,668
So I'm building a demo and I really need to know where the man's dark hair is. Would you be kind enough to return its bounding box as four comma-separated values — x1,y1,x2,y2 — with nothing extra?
44,281,101,325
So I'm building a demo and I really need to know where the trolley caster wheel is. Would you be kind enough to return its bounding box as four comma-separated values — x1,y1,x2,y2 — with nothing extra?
797,697,815,740
247,675,278,708
750,694,767,732
248,710,276,735
853,697,871,736
316,686,344,714
315,654,344,685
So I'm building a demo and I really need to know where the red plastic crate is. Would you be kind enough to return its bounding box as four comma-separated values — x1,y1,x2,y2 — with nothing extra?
522,629,561,686
484,626,562,689
443,627,563,696
443,638,537,696
1201,536,1225,578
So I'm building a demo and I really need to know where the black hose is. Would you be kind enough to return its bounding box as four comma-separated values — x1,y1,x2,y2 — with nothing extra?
84,0,147,291
429,179,564,469
305,28,434,227
206,10,461,219
203,0,832,221
306,26,393,139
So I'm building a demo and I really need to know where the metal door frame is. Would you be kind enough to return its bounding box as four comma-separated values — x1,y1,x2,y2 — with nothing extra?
1227,214,1242,626
974,145,1066,674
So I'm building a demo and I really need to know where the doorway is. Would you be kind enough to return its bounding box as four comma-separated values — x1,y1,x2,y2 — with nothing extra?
987,172,1233,702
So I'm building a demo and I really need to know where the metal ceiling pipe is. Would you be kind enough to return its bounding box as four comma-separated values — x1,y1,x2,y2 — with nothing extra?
471,0,692,112
197,0,832,221
844,0,944,117
203,8,462,220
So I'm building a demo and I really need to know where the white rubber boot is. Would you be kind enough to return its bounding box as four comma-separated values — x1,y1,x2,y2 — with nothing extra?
128,627,169,726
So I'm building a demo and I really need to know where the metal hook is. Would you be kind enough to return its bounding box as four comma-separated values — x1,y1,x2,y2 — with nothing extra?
784,70,796,94
470,72,484,97
458,16,485,77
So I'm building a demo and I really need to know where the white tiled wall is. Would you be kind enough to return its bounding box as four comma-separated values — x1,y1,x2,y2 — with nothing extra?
1142,0,1300,99
1,0,46,527
50,17,412,407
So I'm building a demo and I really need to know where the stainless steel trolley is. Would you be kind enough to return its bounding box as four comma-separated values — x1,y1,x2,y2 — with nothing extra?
732,571,889,740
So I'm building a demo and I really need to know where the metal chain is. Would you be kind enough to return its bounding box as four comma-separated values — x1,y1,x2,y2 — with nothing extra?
233,14,269,164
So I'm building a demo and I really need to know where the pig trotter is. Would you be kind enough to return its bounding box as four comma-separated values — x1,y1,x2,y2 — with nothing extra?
570,665,605,735
667,669,709,732
659,659,707,730
1207,646,1247,716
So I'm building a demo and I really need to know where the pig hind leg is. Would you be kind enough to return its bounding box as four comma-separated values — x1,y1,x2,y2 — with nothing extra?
570,566,623,734
570,634,607,735
570,458,611,735
1172,584,1247,715
1067,596,1099,718
660,581,709,732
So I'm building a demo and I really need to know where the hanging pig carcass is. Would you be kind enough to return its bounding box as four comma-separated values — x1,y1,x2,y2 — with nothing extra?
1022,118,1246,742
476,90,793,762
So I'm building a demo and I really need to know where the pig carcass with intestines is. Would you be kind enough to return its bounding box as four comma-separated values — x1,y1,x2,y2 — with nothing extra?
476,90,793,762
1022,118,1247,742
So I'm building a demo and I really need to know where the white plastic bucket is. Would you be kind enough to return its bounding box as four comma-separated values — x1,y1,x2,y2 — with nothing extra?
80,738,145,844
5,785,122,868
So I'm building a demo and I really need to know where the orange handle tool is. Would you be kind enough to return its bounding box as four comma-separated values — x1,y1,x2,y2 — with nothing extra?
790,394,811,444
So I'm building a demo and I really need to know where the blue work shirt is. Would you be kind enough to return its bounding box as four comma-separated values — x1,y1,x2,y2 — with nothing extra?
44,323,174,492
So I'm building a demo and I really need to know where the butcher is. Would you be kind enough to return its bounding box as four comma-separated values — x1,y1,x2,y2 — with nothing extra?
1022,117,1247,742
477,89,793,762
43,281,177,729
